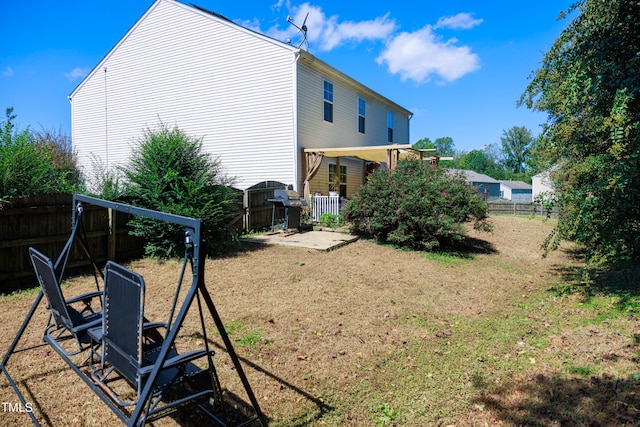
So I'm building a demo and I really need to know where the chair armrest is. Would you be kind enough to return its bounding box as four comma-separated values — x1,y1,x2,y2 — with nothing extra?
143,321,168,332
162,349,215,369
142,321,168,350
65,290,103,305
138,349,215,376
87,326,103,342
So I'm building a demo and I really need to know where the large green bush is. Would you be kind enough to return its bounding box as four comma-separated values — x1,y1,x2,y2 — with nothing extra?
0,108,82,202
343,160,492,250
521,1,640,265
121,122,240,257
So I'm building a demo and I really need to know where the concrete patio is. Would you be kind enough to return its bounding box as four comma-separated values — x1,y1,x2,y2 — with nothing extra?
243,229,359,251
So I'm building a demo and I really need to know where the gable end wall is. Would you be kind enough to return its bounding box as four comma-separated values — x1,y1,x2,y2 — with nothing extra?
71,0,297,190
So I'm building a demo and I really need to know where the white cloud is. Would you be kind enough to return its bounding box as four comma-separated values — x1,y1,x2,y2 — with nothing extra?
434,13,483,30
262,4,481,84
64,67,90,82
376,25,480,84
236,17,263,33
3,66,13,77
266,3,396,51
271,0,288,10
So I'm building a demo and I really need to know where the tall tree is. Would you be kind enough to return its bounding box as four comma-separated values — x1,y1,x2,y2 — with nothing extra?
500,126,533,174
455,149,497,175
412,137,434,150
433,137,455,157
413,137,455,157
521,0,640,264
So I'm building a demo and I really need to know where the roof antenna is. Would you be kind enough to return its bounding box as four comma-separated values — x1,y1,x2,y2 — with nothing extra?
286,12,309,50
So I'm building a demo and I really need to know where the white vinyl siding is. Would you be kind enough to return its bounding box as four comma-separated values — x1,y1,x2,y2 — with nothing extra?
71,0,411,195
71,0,297,190
296,58,410,191
323,79,334,123
296,58,410,151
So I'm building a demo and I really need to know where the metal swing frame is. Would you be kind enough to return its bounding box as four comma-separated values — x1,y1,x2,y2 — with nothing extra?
0,194,267,427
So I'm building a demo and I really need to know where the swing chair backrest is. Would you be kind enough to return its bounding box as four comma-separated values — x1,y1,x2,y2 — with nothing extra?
29,247,101,333
103,260,145,384
30,248,71,328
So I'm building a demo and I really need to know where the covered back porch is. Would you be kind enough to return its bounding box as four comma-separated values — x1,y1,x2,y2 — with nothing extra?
302,144,441,221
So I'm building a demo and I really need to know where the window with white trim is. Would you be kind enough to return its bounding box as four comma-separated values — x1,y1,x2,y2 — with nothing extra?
358,97,366,134
387,111,394,142
323,80,334,123
328,164,347,197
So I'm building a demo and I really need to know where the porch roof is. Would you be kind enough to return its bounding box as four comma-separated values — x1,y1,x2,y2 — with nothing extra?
303,144,422,163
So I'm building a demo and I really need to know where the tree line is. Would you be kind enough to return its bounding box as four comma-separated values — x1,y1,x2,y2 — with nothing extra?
413,125,545,183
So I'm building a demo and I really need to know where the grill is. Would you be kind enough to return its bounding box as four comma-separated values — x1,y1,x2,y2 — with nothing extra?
270,189,306,207
268,188,307,233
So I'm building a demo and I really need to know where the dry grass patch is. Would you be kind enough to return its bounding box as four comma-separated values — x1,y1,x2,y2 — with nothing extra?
1,216,639,426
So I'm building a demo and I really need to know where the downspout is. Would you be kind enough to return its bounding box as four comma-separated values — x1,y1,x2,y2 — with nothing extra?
408,111,414,145
67,94,73,153
292,50,302,193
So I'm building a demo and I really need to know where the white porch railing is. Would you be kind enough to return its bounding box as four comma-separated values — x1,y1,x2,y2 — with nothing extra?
310,195,341,222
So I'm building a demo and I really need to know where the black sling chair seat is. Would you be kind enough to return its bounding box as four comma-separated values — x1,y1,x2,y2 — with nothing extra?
89,261,223,422
29,247,103,355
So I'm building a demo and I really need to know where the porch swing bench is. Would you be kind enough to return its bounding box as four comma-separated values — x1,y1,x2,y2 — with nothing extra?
0,194,267,427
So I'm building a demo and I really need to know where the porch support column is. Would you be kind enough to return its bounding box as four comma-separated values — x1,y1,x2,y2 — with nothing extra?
386,148,399,170
334,157,340,193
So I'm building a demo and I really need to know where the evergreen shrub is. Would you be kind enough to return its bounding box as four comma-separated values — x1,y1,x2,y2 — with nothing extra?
121,122,240,257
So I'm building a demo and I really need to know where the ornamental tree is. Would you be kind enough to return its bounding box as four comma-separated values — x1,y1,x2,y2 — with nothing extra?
343,160,491,251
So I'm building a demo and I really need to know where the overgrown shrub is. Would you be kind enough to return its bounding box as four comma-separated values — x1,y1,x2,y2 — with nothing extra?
343,160,492,250
121,122,240,257
0,108,82,201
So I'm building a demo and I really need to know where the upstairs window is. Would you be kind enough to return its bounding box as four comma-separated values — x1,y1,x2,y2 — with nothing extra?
358,97,366,134
387,111,394,142
323,80,334,123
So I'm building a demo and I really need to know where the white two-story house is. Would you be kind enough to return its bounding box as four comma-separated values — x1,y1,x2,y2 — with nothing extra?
70,0,413,202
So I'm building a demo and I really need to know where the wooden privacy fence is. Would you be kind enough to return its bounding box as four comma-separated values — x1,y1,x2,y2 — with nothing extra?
242,182,288,231
1,186,288,291
0,186,293,291
487,201,559,218
0,194,144,293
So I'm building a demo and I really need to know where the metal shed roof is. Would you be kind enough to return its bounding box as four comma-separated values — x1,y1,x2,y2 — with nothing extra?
498,180,533,190
447,169,500,184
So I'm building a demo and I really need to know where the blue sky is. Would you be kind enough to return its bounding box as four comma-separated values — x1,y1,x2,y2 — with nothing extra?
1,0,573,152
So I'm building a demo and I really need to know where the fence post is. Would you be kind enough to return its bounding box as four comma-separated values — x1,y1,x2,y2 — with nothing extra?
108,208,116,260
243,190,250,232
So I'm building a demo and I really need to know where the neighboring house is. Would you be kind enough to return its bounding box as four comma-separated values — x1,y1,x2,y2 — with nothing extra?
532,170,555,200
498,180,533,202
448,169,501,201
69,0,412,200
